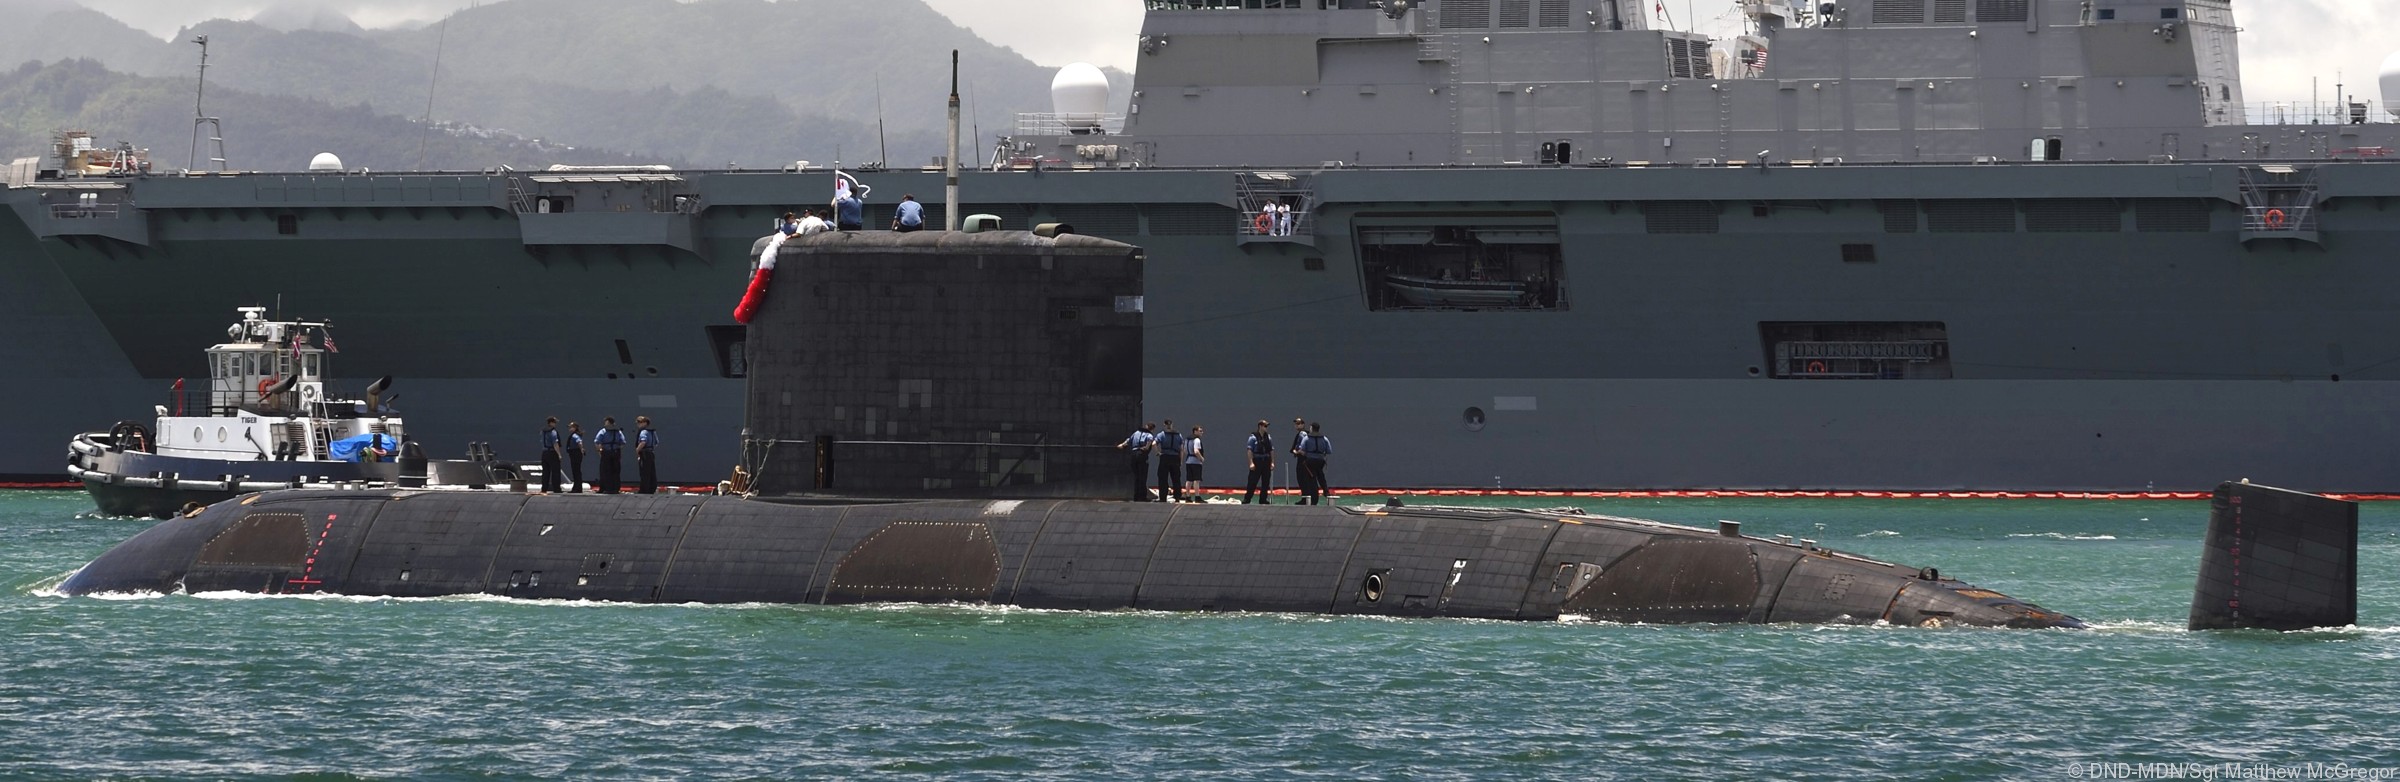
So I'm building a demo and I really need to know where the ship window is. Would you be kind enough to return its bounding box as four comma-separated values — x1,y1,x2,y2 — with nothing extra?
705,325,748,379
2025,199,2123,233
1841,244,1878,263
1643,202,1719,234
2097,8,2115,20
1537,0,1569,27
2159,7,2178,19
277,214,297,235
2135,199,2213,232
1438,0,1490,27
1975,0,2028,22
1924,200,2018,233
1872,0,1925,24
1498,0,1530,27
303,353,321,378
1761,322,1953,380
1878,200,1921,233
1358,224,1566,312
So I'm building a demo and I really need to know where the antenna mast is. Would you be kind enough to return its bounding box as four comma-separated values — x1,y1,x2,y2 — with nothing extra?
418,17,450,171
875,74,889,168
946,50,960,232
187,35,226,172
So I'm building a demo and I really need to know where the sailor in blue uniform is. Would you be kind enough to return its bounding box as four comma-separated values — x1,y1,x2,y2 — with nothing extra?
1298,422,1332,505
1244,419,1275,504
1287,418,1315,502
540,417,564,493
635,415,660,495
565,421,587,493
1153,420,1185,503
1118,422,1156,501
894,195,926,233
594,417,626,494
835,190,865,231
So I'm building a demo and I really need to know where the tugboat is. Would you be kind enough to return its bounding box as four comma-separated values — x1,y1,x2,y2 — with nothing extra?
66,307,521,517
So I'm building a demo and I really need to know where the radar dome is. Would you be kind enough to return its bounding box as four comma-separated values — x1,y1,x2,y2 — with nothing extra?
1051,63,1112,129
2383,51,2400,118
309,153,343,171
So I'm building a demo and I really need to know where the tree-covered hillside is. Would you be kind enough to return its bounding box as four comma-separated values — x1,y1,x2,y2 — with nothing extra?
0,0,1135,169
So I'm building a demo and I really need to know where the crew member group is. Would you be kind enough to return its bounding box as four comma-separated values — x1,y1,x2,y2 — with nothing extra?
544,415,659,495
1122,417,1329,504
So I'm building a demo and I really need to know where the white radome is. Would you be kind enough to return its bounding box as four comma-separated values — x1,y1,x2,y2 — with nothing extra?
1051,62,1112,129
309,152,344,171
2380,51,2400,118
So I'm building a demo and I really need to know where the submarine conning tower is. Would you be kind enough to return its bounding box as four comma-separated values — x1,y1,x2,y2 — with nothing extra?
739,230,1145,498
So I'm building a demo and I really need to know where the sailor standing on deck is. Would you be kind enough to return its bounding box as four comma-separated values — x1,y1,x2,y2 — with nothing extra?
540,417,564,493
1299,422,1332,505
1117,422,1156,501
1183,425,1206,502
635,415,659,495
594,417,626,494
565,422,587,493
1244,420,1275,504
1288,418,1314,502
1153,420,1185,503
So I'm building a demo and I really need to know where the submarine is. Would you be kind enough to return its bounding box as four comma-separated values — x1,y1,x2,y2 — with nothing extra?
57,228,2356,631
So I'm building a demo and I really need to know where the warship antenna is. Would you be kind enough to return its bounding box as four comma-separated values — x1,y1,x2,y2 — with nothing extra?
186,35,225,172
946,50,960,232
417,16,450,171
875,75,889,168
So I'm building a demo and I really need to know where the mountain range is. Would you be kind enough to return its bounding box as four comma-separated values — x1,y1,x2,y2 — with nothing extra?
0,0,1132,172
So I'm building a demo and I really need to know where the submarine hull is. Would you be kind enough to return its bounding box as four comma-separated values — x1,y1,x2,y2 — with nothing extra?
59,489,2080,628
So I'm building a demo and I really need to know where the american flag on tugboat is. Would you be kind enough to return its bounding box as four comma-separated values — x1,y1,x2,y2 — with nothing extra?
319,326,339,353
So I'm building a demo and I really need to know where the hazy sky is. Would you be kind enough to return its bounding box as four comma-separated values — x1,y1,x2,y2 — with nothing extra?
66,0,2400,104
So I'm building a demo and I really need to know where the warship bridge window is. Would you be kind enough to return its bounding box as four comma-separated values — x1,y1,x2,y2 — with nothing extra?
1358,223,1566,312
1761,322,1952,380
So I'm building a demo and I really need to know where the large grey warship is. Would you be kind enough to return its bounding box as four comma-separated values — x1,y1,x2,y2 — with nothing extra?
7,0,2400,491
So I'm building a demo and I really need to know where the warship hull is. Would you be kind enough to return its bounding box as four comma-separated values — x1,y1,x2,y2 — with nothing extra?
7,163,2400,490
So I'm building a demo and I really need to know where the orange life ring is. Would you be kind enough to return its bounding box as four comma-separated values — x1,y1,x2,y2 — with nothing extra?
1253,212,1273,234
256,377,275,398
2264,208,2287,229
1806,361,1828,374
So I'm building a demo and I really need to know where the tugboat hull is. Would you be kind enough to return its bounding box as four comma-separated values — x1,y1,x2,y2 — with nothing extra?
68,432,517,518
79,476,241,519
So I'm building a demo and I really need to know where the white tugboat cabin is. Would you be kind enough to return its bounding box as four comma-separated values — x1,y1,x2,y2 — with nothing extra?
151,307,400,462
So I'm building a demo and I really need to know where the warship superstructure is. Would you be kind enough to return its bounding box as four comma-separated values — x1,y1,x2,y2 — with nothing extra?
8,0,2400,490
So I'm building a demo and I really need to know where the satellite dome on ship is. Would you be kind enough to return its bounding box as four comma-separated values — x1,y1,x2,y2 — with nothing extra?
1050,62,1112,131
2382,51,2400,118
308,152,343,171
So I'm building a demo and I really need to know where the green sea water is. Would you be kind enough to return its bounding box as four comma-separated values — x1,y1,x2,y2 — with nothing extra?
4,489,2398,780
